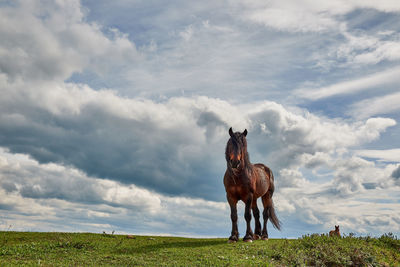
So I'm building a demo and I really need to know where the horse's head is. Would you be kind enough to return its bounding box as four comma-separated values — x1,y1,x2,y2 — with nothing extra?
226,127,248,169
335,225,340,232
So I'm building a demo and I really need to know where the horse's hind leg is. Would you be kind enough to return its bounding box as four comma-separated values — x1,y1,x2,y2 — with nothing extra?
261,193,272,240
252,199,261,240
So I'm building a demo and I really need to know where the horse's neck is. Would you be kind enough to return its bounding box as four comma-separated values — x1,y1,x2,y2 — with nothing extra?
242,154,252,171
243,150,252,166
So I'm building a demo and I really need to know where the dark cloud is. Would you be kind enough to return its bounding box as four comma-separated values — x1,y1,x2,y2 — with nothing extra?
392,166,400,179
0,203,14,211
362,182,377,190
197,111,227,142
0,89,229,201
1,180,17,192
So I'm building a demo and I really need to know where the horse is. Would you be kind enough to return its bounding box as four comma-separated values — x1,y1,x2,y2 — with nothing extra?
329,225,340,237
223,127,281,243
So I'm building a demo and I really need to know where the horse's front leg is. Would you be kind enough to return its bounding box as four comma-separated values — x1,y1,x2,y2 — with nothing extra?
227,195,239,243
243,194,254,242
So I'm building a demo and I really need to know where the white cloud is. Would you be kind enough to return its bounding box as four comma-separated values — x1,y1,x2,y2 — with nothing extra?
273,157,400,235
332,157,374,195
243,3,400,71
245,7,338,33
355,149,400,162
247,102,396,172
296,67,400,100
239,0,400,33
278,168,309,188
238,0,348,32
349,91,400,119
353,40,400,64
335,31,400,66
356,118,397,142
179,25,194,41
353,0,400,13
0,0,137,82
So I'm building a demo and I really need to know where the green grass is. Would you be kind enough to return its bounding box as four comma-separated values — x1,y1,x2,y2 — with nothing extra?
0,231,399,266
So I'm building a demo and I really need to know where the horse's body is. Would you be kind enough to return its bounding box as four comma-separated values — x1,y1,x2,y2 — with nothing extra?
223,128,280,242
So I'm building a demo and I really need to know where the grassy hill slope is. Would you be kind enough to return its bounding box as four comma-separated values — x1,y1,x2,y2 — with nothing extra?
1,231,399,266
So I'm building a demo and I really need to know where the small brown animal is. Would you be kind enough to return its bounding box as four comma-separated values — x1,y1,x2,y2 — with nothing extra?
329,225,340,237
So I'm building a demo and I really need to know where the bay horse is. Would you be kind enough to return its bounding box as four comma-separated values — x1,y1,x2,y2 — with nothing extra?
223,127,281,242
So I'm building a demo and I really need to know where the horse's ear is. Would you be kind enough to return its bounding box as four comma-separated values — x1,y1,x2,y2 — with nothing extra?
243,129,247,137
229,127,234,137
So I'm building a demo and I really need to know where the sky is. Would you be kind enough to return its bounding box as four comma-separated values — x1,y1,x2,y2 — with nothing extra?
0,0,400,239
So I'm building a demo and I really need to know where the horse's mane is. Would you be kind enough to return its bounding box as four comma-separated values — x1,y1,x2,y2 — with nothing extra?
225,132,252,175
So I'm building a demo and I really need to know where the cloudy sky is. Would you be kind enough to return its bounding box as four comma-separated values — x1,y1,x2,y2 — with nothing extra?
1,0,400,238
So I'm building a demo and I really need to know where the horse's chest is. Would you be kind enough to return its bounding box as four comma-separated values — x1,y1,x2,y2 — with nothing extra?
228,185,249,200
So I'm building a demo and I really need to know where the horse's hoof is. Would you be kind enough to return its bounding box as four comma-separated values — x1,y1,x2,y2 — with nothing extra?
228,236,238,243
261,236,269,241
243,235,253,242
253,234,261,240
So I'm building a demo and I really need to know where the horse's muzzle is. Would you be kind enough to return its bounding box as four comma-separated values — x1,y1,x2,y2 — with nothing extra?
230,160,240,169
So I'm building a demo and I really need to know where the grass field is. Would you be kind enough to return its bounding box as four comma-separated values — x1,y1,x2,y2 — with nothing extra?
1,231,399,266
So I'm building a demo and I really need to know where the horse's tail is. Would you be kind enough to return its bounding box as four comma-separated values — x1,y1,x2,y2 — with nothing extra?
265,167,281,231
267,200,281,230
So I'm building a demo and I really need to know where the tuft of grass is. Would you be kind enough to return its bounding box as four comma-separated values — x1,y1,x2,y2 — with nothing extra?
0,231,398,266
